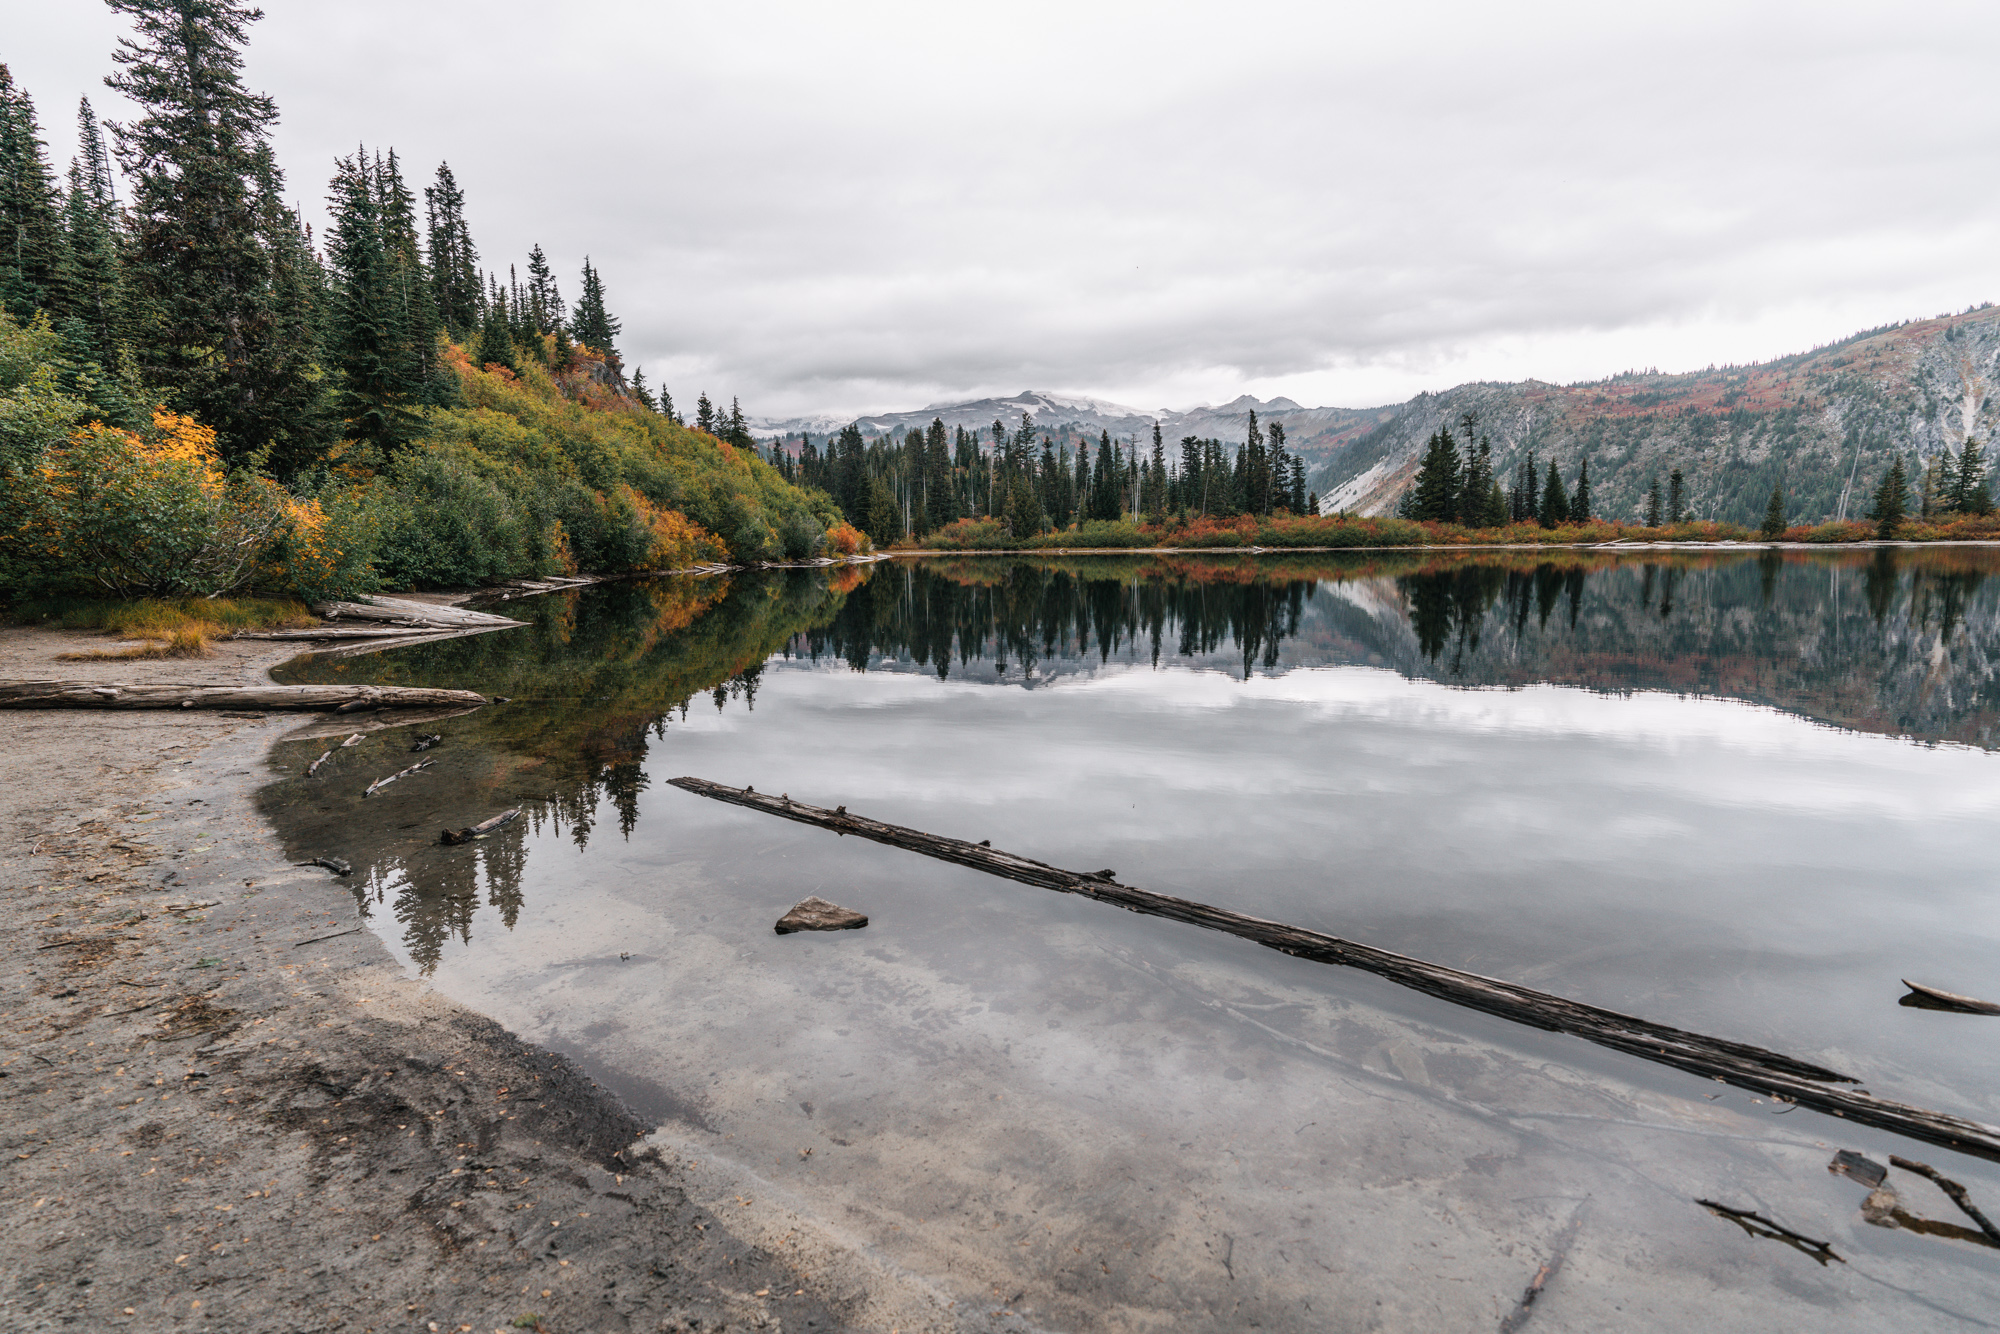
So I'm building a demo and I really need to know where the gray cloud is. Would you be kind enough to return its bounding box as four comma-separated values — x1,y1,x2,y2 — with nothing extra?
12,0,2000,417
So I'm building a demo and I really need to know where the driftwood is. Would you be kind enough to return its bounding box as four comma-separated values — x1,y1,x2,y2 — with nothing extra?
305,749,333,778
1900,980,2000,1015
313,595,525,630
1498,1202,1587,1334
1891,1155,2000,1246
1698,1200,1842,1264
294,857,352,876
439,808,520,845
363,759,432,797
0,681,487,712
670,778,2000,1166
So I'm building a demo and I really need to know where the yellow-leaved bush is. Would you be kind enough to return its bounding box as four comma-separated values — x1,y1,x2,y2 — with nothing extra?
10,410,362,600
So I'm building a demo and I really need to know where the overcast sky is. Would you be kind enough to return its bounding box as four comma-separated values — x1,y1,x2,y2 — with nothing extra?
13,1,2000,418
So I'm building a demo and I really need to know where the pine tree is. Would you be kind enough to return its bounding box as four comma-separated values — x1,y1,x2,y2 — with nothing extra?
1667,467,1685,524
1289,454,1308,515
925,417,956,528
1407,427,1461,522
1145,423,1168,522
724,396,752,449
864,474,901,545
107,1,322,462
1954,440,1991,516
326,150,420,453
61,97,123,353
253,145,333,473
373,148,438,386
1645,476,1662,527
477,276,515,371
1760,482,1786,539
0,64,68,323
1091,430,1117,520
1456,437,1490,525
694,392,715,435
1571,458,1591,522
1540,461,1570,528
660,387,679,425
630,367,658,412
524,243,562,338
570,257,621,368
423,161,479,337
1871,454,1908,539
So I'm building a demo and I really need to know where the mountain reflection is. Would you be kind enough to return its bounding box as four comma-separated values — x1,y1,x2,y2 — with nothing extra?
263,547,2000,971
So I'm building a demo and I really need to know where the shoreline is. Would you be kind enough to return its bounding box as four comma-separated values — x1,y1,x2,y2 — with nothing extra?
0,623,963,1333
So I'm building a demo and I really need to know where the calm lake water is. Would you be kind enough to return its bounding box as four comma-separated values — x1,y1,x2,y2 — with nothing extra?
264,550,2000,1331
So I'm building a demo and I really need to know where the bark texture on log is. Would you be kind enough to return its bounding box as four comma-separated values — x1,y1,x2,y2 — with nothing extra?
0,681,487,711
669,777,2000,1166
313,596,525,629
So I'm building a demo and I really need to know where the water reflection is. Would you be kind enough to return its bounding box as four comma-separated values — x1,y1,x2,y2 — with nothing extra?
258,547,2000,1328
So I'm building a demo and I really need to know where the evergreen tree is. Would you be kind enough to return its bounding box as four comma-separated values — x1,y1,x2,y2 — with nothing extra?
61,97,123,353
372,148,438,386
660,387,679,425
252,144,333,473
107,0,322,463
1667,467,1685,524
1483,477,1507,527
1954,439,1991,516
1760,482,1786,539
1645,476,1663,526
327,150,422,453
724,396,752,449
1540,461,1570,527
524,243,562,338
630,367,658,412
1457,437,1491,525
694,392,715,435
1145,422,1168,522
571,257,622,368
477,275,515,371
1289,454,1308,515
1406,427,1461,522
924,417,956,528
0,65,68,323
1571,458,1591,522
864,474,901,545
1091,430,1117,520
423,161,479,337
1871,454,1908,539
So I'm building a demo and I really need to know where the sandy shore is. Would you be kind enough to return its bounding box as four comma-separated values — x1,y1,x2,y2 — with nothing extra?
0,624,971,1333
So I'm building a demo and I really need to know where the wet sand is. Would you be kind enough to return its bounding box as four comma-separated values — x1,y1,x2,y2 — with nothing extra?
0,625,976,1333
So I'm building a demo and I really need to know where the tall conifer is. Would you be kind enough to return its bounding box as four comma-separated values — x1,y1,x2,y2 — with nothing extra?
107,0,316,462
0,65,67,322
571,257,621,369
423,162,479,337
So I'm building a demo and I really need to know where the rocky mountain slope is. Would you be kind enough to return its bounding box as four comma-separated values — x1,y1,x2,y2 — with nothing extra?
753,303,1999,526
1314,305,2000,523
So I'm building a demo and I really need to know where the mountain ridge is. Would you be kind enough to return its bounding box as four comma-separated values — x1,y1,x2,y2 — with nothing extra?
750,303,1999,526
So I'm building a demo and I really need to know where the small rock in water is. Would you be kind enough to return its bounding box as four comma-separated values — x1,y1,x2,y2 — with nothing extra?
774,896,868,935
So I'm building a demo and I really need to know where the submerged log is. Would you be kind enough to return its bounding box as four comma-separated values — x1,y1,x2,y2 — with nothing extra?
363,759,433,797
440,808,521,845
669,777,2000,1166
0,681,488,712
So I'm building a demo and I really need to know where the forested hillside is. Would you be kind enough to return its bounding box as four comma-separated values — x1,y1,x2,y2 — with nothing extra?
1313,306,2000,525
0,4,843,604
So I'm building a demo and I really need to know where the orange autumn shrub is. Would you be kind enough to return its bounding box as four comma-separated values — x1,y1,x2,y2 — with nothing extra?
822,520,869,556
9,410,364,599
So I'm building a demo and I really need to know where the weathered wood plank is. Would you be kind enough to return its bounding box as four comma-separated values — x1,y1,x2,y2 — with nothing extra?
669,777,2000,1165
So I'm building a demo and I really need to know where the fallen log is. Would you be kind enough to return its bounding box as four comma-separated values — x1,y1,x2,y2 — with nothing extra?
313,595,526,629
439,807,520,845
669,778,2000,1166
0,681,489,712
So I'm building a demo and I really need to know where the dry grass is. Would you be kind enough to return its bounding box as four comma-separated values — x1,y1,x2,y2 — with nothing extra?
12,595,318,639
58,626,216,661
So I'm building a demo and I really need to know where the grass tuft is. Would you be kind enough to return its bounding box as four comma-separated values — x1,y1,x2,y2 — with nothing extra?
11,595,318,638
58,626,216,660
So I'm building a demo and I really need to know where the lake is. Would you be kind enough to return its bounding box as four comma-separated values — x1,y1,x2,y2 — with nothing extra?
262,549,2000,1331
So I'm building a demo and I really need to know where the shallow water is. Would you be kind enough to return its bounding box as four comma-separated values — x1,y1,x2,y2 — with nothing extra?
264,551,2000,1330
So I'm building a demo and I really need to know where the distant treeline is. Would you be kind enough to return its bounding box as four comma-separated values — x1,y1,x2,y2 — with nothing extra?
763,410,1312,544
